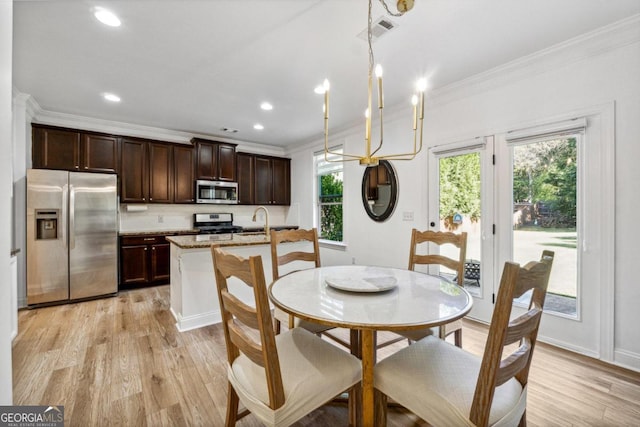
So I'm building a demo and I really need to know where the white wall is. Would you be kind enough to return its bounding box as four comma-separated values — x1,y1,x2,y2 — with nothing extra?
289,17,640,370
1,0,14,404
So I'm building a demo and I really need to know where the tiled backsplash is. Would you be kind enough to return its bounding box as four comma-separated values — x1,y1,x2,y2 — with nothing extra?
119,203,299,233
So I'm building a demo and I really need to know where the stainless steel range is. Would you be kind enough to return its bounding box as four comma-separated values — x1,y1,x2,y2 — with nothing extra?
194,213,243,234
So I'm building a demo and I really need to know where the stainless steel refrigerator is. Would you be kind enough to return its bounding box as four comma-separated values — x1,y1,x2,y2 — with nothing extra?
27,169,118,305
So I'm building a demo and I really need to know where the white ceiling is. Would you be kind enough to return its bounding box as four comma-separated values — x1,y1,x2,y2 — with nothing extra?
12,0,640,148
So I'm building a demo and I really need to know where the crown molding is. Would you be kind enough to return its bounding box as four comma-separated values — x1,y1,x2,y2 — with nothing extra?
24,94,285,155
426,14,640,108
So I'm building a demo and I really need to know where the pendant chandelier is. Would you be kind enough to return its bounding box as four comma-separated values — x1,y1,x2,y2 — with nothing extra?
321,0,425,167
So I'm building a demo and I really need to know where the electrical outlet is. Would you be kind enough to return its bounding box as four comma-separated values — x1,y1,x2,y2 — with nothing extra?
402,211,414,221
158,215,164,223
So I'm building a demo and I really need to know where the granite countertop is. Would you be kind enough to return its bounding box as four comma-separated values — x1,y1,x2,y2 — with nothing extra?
119,229,199,237
240,225,299,232
166,232,270,249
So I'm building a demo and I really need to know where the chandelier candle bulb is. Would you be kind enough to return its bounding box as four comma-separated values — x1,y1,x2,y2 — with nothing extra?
417,78,427,119
412,95,418,130
365,108,370,141
375,64,384,109
323,79,330,119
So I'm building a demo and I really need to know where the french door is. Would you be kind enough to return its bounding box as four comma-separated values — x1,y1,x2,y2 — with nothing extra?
495,111,614,358
428,136,495,323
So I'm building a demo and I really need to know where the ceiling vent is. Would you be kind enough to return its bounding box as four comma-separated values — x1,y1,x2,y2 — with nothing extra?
357,16,398,42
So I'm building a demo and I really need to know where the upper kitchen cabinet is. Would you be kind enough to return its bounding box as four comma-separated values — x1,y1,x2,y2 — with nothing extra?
32,125,119,173
120,138,148,203
193,138,237,182
173,145,196,203
82,133,119,173
120,138,195,204
254,155,291,205
148,142,173,204
236,152,255,205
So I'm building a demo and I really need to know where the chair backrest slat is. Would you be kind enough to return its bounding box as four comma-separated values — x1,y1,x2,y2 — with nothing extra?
496,342,532,386
270,228,321,280
278,251,317,267
228,322,265,366
408,229,467,286
469,251,554,427
212,247,286,410
220,290,261,330
504,308,542,346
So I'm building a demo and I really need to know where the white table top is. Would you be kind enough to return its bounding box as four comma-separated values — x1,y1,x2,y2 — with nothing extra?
269,265,473,331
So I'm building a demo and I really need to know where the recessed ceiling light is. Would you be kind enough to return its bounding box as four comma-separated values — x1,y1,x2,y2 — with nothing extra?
253,124,264,130
314,85,325,94
260,102,273,111
103,93,121,102
94,8,121,27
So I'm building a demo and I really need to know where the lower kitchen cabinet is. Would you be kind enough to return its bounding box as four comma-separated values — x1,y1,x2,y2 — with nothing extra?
119,234,170,288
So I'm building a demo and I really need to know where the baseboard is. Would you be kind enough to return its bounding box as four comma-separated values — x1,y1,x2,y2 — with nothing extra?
614,348,640,372
171,307,221,332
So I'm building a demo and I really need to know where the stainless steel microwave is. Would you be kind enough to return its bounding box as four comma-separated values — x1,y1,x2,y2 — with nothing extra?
196,180,238,204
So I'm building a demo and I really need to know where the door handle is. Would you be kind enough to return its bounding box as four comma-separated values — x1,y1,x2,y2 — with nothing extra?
61,184,68,249
69,184,76,249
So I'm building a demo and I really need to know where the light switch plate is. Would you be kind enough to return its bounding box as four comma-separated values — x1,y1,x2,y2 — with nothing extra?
402,211,414,221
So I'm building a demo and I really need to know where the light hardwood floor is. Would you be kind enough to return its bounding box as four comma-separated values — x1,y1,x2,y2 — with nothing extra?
12,285,640,426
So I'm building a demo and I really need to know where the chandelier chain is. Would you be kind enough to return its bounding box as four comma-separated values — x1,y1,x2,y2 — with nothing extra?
378,0,406,17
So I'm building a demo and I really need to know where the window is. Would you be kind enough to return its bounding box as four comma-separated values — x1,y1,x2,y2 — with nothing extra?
315,149,343,242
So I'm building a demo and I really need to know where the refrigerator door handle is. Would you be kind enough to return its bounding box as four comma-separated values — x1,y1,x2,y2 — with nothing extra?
62,183,68,249
69,184,76,249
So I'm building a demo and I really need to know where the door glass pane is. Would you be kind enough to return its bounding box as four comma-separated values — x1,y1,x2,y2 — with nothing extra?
512,137,577,316
439,152,482,296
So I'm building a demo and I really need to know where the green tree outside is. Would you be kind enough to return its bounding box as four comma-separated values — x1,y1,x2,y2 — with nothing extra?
513,138,576,227
439,153,481,226
318,173,343,241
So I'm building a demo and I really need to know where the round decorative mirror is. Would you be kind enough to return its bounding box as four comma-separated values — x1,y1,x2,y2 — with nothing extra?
361,160,398,222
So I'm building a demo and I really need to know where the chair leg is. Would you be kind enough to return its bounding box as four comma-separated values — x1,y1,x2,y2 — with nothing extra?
226,382,239,427
348,386,357,427
374,389,388,427
274,318,281,335
454,328,462,348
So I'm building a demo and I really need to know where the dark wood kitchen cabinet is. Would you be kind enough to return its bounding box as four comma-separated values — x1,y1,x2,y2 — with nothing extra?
32,125,119,173
119,235,170,288
236,152,255,205
81,133,119,173
254,155,291,205
120,139,195,204
173,145,196,203
120,138,148,203
148,142,172,203
193,138,237,182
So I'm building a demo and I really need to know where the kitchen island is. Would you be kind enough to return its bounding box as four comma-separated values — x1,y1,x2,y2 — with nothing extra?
166,233,275,331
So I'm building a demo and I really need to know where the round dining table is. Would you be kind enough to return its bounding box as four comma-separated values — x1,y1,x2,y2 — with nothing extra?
268,265,473,427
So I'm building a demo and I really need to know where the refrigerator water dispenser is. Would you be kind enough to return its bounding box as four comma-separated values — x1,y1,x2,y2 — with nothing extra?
35,210,59,240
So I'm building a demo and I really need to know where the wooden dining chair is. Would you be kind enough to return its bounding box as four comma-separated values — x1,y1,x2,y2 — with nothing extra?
211,247,361,427
374,250,554,427
270,228,336,336
403,228,468,347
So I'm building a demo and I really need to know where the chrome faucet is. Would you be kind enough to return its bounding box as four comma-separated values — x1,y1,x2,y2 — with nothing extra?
252,206,270,236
